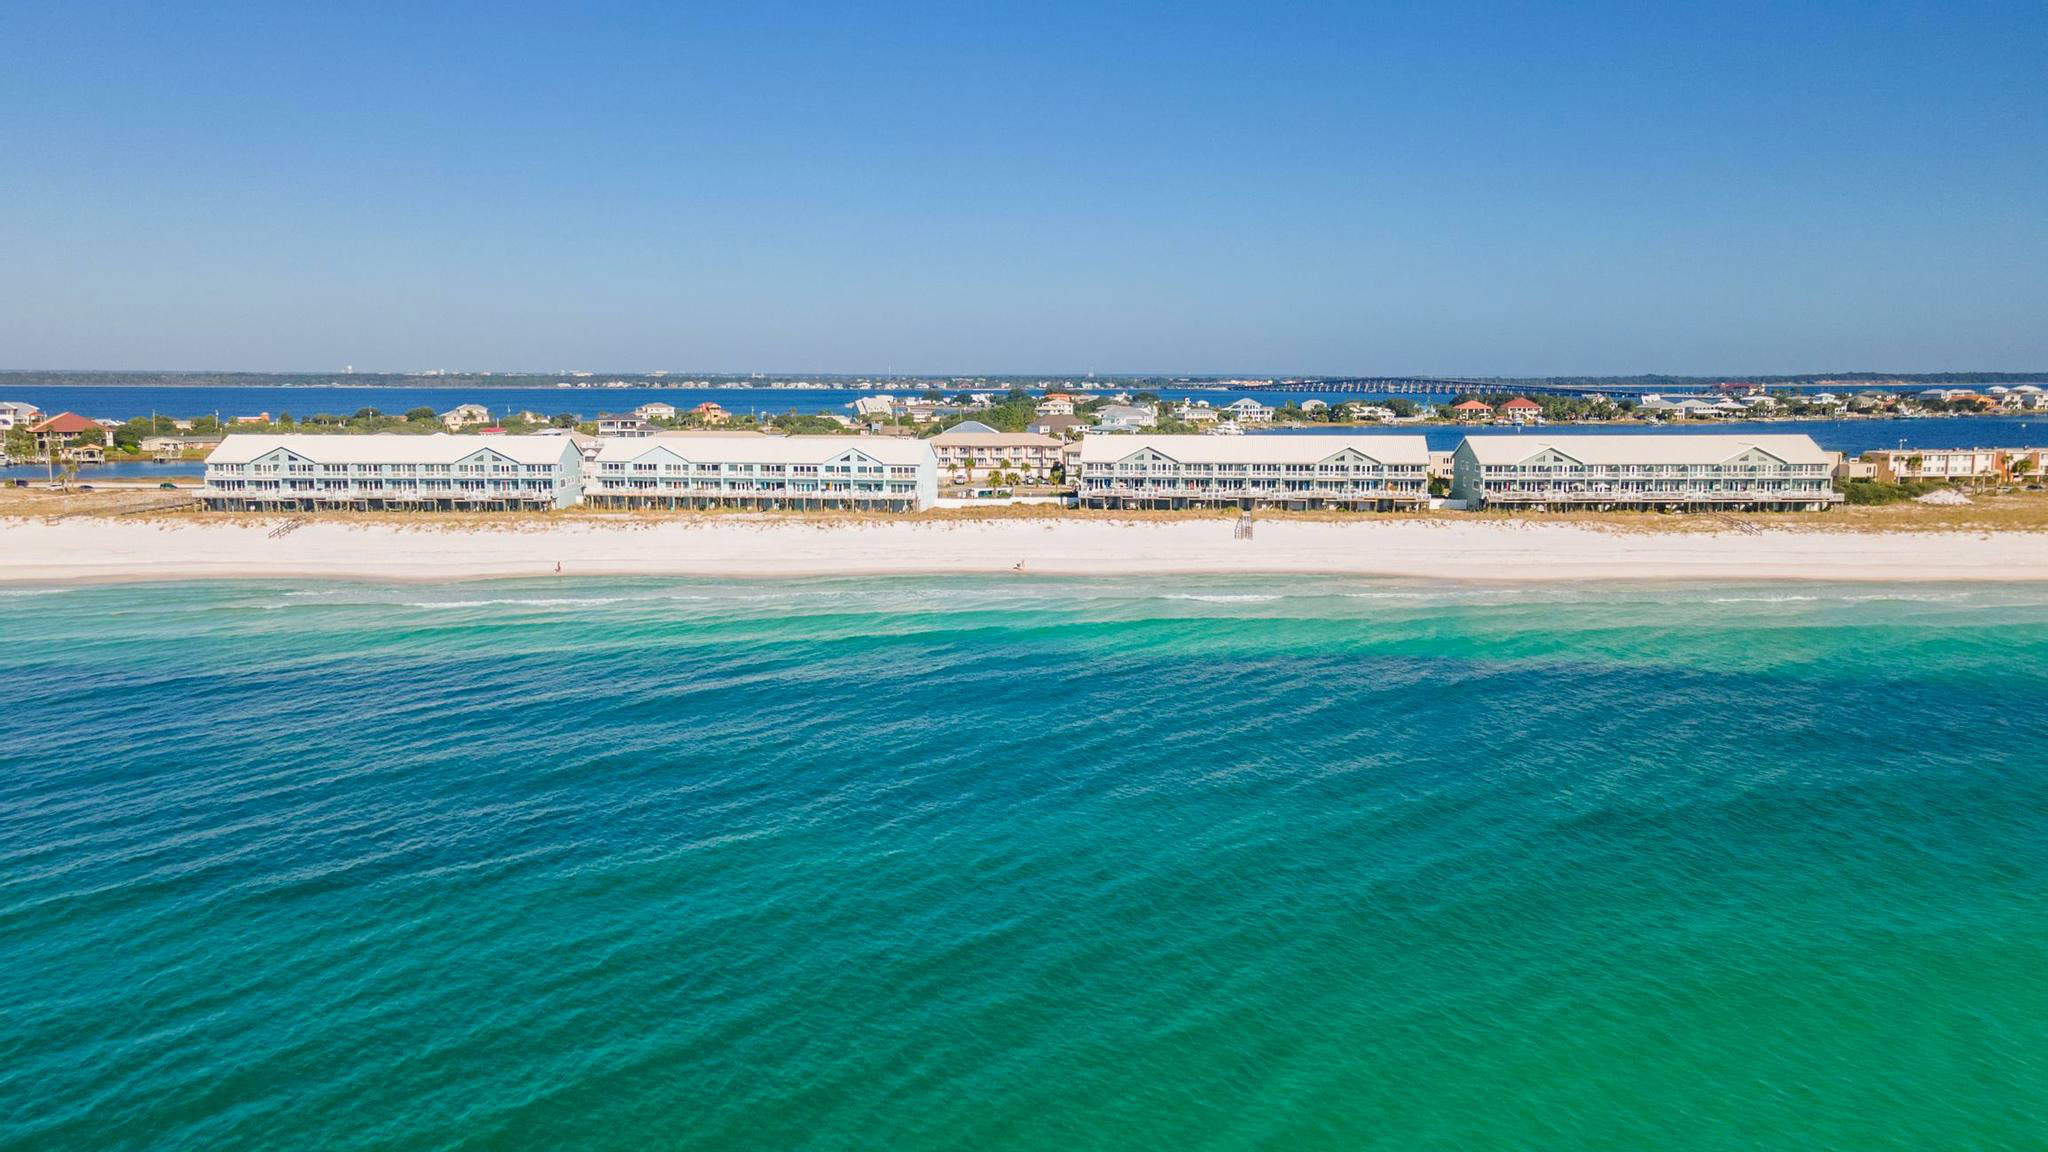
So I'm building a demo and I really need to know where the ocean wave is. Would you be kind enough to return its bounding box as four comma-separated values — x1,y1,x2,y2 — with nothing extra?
400,596,653,609
1706,595,1822,603
1160,593,1284,603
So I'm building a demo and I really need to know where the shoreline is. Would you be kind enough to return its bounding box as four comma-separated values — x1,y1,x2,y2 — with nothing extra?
6,515,2047,585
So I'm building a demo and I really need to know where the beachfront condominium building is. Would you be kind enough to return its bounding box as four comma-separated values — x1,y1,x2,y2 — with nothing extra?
202,434,585,511
586,434,939,511
1075,434,1430,510
927,427,1065,480
1861,448,2005,485
1449,434,1839,511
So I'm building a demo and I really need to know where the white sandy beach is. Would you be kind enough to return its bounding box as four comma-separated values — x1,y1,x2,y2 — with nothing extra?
1,515,2044,583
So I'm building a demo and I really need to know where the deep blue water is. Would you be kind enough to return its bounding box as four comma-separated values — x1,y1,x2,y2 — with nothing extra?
0,384,1375,424
1292,414,2048,455
8,383,2045,472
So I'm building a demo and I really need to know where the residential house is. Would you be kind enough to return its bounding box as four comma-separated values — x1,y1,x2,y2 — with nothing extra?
0,401,42,431
1172,400,1220,424
1496,397,1544,424
141,435,223,458
202,434,586,510
634,402,677,421
690,402,731,426
29,412,101,454
595,414,653,437
901,401,956,424
1027,414,1087,437
1093,403,1157,431
1450,434,1839,511
1223,398,1273,424
1076,434,1430,510
1036,397,1076,416
440,403,492,430
1449,399,1494,421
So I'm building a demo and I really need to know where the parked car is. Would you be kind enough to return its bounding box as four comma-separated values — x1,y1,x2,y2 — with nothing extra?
159,481,179,489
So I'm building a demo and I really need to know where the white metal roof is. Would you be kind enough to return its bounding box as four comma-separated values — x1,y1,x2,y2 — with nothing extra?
927,430,1062,449
206,434,580,466
594,434,937,466
1457,434,1832,466
1077,434,1429,466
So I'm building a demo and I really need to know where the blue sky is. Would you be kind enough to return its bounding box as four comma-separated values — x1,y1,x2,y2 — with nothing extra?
2,0,2043,375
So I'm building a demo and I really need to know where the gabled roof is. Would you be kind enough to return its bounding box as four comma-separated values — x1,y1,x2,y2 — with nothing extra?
31,411,98,433
1499,396,1542,409
1077,434,1429,466
928,431,1061,449
939,420,1000,435
1457,434,1831,467
594,434,936,466
205,434,580,466
1450,399,1493,411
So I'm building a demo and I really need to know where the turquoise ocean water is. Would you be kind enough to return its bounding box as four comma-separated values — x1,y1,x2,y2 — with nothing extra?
2,578,2045,1150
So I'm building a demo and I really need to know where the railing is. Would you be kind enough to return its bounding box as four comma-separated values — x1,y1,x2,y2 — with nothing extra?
1083,483,1424,499
1484,486,1838,502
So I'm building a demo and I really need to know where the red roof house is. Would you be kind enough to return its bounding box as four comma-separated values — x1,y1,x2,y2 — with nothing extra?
30,411,100,447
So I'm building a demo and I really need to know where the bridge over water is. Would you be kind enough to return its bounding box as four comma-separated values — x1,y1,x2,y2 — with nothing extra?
1241,377,1927,398
1242,377,1656,398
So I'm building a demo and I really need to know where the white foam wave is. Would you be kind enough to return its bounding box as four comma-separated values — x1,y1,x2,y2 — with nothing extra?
400,596,646,609
1160,593,1284,603
1706,595,1822,603
1341,592,1431,600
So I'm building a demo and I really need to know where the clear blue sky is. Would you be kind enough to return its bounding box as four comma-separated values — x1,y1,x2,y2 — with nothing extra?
3,0,2043,375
